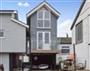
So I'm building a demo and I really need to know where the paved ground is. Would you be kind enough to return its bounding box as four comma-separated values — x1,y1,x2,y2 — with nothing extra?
32,70,90,71
77,70,90,71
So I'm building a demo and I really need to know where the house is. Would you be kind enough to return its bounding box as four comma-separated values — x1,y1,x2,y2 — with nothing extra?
26,1,60,70
71,0,90,70
0,10,29,71
56,35,72,65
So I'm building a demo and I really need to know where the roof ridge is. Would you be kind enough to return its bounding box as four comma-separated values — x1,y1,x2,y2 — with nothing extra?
0,10,17,13
11,18,29,28
26,1,60,17
70,0,86,30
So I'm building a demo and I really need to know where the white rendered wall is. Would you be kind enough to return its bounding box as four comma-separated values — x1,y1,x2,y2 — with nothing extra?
0,54,9,71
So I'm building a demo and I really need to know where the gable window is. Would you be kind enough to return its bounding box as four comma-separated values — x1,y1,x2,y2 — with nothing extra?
0,29,4,38
37,9,51,28
75,21,83,44
38,11,43,19
38,20,43,27
45,10,50,19
61,46,70,54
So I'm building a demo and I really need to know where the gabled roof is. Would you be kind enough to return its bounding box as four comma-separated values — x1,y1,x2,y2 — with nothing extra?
0,10,17,14
11,18,29,28
0,10,29,28
70,0,86,30
27,1,60,17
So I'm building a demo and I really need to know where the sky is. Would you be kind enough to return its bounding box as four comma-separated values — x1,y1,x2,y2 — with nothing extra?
0,0,82,37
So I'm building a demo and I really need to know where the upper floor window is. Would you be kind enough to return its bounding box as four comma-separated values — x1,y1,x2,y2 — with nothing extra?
45,10,50,19
37,31,51,50
0,29,4,38
38,11,43,19
75,21,83,44
37,9,51,28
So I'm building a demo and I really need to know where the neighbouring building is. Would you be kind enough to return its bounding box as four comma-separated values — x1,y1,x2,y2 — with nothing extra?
71,0,90,70
0,10,29,71
56,35,72,65
26,1,60,70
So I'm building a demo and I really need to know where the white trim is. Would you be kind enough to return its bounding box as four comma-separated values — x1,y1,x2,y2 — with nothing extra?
0,37,5,39
37,31,39,50
37,9,51,28
0,10,17,14
37,31,51,50
27,2,60,17
37,31,42,50
11,18,29,28
44,31,51,44
37,10,43,28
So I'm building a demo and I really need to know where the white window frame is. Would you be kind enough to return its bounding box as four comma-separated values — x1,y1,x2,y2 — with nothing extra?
37,31,43,50
75,21,83,44
37,9,51,28
61,46,70,54
37,31,51,50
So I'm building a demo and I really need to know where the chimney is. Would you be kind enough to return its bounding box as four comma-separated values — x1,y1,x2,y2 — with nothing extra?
66,33,69,38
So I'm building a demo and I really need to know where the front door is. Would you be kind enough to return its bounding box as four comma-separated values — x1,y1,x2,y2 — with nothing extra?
37,31,51,50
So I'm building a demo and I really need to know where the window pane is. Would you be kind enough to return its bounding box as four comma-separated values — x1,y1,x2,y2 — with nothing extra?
76,21,83,44
62,46,69,48
38,33,43,49
45,32,49,44
38,20,43,27
44,20,50,27
38,11,43,19
76,25,79,43
79,22,83,40
0,30,4,37
61,46,70,54
45,10,50,19
61,49,70,54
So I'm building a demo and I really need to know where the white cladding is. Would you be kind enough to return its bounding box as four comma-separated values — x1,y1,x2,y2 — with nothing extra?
72,1,90,69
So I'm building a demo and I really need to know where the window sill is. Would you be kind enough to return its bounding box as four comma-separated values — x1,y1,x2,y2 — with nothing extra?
61,53,70,55
76,40,83,45
0,37,5,39
37,27,51,29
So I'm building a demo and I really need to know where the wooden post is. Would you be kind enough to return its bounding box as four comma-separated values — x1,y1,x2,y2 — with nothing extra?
26,18,31,71
73,44,76,71
0,64,4,71
29,21,31,71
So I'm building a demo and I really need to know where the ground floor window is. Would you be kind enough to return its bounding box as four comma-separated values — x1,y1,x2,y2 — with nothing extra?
61,46,70,54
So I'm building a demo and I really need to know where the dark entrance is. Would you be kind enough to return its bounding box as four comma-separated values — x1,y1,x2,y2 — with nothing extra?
31,53,56,70
9,53,22,71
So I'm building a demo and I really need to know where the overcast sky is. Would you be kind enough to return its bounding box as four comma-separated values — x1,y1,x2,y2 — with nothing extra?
0,0,82,37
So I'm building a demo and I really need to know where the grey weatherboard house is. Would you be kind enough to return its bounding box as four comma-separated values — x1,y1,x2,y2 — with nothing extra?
0,10,29,71
26,1,60,70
